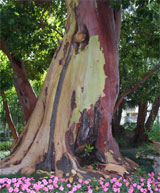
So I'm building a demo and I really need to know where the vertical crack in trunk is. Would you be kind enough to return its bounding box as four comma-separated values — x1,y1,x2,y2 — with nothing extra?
37,44,74,171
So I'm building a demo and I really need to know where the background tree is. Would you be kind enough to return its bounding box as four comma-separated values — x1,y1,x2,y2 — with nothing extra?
0,0,66,121
0,51,18,143
112,0,160,139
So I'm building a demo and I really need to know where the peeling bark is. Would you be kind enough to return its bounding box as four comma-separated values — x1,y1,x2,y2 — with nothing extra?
0,0,136,178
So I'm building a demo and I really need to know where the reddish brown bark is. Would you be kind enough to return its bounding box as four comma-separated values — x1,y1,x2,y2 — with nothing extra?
75,0,121,163
145,93,160,131
133,102,147,143
114,65,160,114
1,90,18,142
0,41,37,122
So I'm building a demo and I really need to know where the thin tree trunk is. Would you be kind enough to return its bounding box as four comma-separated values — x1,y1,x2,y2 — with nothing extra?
112,102,123,137
0,41,37,122
133,102,147,143
145,93,160,131
0,0,136,178
1,90,18,142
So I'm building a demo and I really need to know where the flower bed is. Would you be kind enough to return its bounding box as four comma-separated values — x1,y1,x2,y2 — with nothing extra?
0,172,160,193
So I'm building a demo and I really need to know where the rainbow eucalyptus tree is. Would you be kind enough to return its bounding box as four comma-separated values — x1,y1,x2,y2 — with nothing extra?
0,0,134,178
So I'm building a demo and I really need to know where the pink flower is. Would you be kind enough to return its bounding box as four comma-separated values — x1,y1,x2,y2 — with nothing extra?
103,187,108,192
99,179,104,185
14,187,19,192
14,183,19,188
67,183,71,188
30,190,36,193
72,186,78,191
11,178,17,183
0,178,5,184
113,187,119,192
53,182,58,188
60,178,65,182
105,182,109,187
140,178,144,182
128,187,134,193
43,187,48,192
8,187,13,193
48,184,54,190
88,189,93,193
110,178,117,183
48,179,53,183
115,181,122,187
59,185,64,191
54,176,58,183
77,184,81,189
137,185,141,189
42,179,48,185
126,182,129,187
133,183,137,187
78,179,83,183
7,179,11,184
84,180,89,184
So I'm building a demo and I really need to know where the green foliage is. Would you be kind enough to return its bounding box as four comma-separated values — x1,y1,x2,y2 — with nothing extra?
119,0,160,107
123,122,136,131
0,0,66,84
0,141,12,151
147,123,160,142
84,144,94,156
134,167,147,176
0,150,10,160
0,51,13,91
115,135,129,148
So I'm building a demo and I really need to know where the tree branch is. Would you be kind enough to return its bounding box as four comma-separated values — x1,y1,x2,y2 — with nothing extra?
39,20,63,37
114,65,160,114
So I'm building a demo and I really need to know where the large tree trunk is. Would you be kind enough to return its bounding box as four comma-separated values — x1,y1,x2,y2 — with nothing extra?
0,0,135,178
0,42,37,122
133,102,148,143
145,93,160,131
1,90,18,143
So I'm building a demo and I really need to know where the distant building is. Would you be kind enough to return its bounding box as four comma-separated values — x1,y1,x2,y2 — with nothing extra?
121,105,160,125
